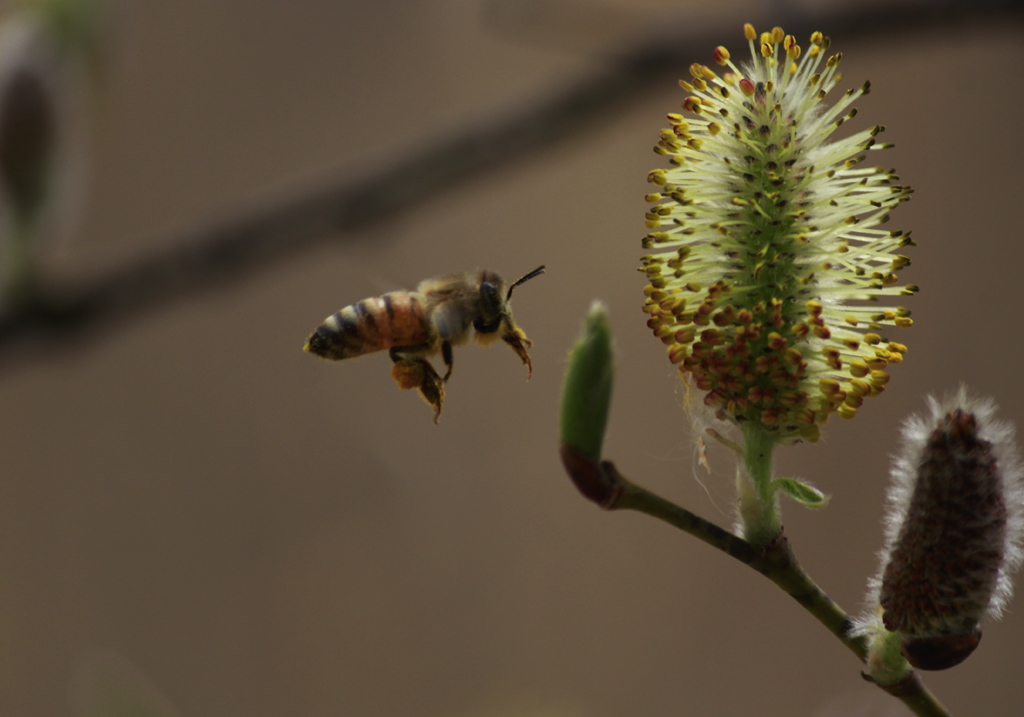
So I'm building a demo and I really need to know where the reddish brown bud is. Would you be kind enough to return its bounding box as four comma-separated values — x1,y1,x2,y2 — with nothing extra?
559,444,621,508
900,630,981,671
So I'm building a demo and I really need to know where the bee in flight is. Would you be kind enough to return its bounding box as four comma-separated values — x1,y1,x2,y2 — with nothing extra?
304,266,545,423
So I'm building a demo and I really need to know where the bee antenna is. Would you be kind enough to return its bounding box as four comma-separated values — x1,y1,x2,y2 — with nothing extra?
506,265,545,301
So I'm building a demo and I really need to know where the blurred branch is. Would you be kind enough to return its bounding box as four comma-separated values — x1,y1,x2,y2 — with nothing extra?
0,0,1019,364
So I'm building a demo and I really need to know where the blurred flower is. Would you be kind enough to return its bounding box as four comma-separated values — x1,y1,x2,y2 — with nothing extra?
0,0,105,299
641,24,916,443
856,389,1024,670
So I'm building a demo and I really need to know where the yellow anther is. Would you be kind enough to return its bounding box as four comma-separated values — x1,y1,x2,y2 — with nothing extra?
667,344,688,364
795,408,817,425
849,360,869,378
843,392,864,409
849,379,871,396
675,327,697,344
819,378,842,397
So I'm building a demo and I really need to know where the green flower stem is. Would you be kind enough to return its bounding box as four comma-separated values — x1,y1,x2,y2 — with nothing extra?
876,672,952,717
863,628,914,687
607,461,858,655
736,423,781,547
597,461,951,717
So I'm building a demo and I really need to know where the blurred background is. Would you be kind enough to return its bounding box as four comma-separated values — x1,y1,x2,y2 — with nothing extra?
1,0,1022,715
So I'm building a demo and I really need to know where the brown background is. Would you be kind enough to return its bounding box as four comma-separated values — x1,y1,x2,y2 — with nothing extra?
2,1,1023,715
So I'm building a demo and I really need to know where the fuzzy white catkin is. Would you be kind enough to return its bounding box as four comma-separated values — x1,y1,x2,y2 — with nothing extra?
855,387,1024,639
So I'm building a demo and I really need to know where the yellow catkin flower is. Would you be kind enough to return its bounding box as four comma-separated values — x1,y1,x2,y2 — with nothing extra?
642,25,915,441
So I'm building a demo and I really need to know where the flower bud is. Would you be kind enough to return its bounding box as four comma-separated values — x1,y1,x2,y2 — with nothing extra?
560,301,614,463
559,303,620,507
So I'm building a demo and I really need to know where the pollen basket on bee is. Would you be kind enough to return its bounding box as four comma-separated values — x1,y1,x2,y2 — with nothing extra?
304,293,432,360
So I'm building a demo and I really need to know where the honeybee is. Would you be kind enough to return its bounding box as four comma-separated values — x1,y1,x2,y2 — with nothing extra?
304,266,545,423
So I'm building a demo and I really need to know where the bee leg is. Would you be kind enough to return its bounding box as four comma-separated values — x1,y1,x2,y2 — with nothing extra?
389,348,445,423
501,327,535,380
441,340,454,381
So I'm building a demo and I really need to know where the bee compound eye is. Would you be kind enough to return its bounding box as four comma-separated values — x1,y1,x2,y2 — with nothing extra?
479,281,503,318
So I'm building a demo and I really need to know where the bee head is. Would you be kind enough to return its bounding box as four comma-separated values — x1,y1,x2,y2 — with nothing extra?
473,266,545,336
473,266,544,378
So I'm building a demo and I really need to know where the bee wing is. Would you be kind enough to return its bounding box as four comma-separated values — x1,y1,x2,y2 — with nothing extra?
432,300,471,342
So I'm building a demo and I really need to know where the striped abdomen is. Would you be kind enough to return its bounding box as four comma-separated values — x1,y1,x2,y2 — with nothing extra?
304,292,434,360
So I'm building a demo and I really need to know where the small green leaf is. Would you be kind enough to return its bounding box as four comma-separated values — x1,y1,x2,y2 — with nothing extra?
773,477,829,509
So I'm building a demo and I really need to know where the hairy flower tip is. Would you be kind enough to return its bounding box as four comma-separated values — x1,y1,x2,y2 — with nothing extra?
860,388,1024,669
641,24,915,440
